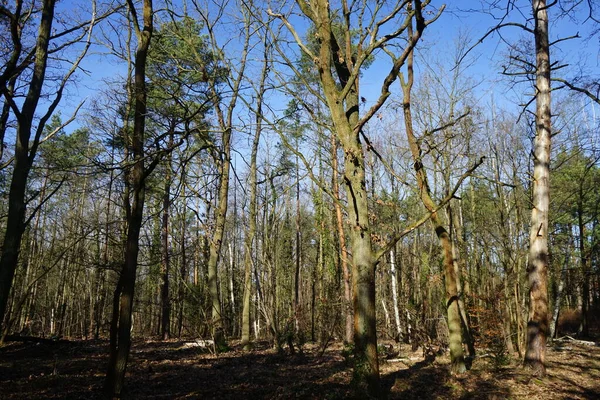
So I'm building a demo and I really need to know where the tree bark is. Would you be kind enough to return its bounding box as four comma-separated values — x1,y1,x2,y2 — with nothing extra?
524,0,551,378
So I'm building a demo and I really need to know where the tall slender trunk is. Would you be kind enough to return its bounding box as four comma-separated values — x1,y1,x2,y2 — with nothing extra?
294,145,302,334
390,249,402,341
204,9,251,349
160,131,174,340
524,0,551,378
105,0,153,396
177,184,187,338
207,121,230,350
400,37,466,374
241,43,268,348
577,196,589,337
551,242,569,339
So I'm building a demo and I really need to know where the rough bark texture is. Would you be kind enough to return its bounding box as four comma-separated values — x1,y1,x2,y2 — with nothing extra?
105,0,153,396
524,0,551,378
0,0,56,332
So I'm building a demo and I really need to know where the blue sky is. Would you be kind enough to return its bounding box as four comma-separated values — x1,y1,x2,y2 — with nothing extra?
35,0,600,144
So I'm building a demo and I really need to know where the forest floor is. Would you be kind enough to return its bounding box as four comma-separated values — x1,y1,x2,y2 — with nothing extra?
0,336,599,399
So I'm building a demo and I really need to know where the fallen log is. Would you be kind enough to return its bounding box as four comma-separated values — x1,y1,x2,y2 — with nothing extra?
553,335,597,346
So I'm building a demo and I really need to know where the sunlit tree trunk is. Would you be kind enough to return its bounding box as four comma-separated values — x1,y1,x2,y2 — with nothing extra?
390,248,402,341
400,33,466,374
524,0,551,378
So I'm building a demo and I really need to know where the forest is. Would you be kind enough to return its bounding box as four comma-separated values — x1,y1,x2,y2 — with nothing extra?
0,0,599,399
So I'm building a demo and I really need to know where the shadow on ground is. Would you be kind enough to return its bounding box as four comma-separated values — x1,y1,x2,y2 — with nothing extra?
381,358,512,400
1,339,599,399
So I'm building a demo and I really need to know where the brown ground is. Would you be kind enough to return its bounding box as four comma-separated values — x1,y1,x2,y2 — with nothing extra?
0,338,598,399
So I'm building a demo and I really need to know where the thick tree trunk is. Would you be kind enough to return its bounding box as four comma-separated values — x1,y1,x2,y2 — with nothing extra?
302,0,380,393
436,218,467,373
524,0,551,378
449,204,475,359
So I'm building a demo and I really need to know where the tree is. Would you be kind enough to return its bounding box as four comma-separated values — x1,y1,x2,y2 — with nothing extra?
398,24,482,372
269,1,442,395
145,14,219,341
241,30,272,351
105,0,153,396
524,0,552,377
187,0,253,351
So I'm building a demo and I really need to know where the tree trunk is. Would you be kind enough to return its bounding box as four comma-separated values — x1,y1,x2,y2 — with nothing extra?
207,121,230,351
524,0,551,378
390,249,402,341
577,196,589,337
400,37,466,374
241,46,267,348
550,247,568,339
160,131,173,341
294,148,302,336
105,0,153,396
